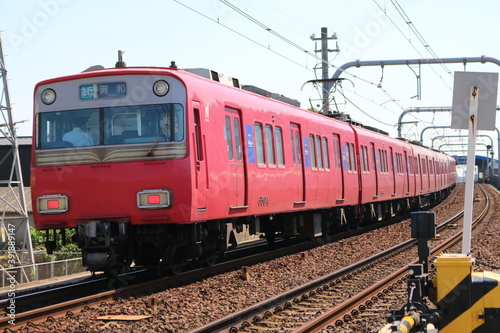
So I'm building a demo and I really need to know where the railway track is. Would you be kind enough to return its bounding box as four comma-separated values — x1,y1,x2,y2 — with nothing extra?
0,212,413,331
0,188,465,332
191,184,488,333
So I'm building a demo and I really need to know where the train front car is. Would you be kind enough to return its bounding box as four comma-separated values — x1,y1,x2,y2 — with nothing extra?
32,68,202,273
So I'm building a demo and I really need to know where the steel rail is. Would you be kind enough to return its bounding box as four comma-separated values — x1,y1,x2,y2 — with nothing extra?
190,192,466,333
293,185,489,332
0,232,344,329
1,189,465,331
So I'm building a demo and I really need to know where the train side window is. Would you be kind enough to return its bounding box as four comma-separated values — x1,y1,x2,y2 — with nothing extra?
383,150,388,173
254,123,265,165
332,135,341,169
322,137,329,170
290,129,296,165
379,149,387,173
361,146,369,172
365,146,371,172
349,143,357,172
361,146,365,172
394,153,398,173
309,135,316,169
370,143,376,173
295,131,301,165
275,127,284,166
315,135,323,170
233,117,242,161
194,109,203,161
225,116,234,160
345,143,351,171
378,150,382,173
265,125,275,166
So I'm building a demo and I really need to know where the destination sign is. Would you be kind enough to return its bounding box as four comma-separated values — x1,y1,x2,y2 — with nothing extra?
80,82,127,100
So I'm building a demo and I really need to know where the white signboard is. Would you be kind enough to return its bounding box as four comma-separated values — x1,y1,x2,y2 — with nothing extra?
451,71,498,131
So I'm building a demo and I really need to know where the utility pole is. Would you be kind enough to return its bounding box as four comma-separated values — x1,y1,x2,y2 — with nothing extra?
311,27,339,114
0,31,34,282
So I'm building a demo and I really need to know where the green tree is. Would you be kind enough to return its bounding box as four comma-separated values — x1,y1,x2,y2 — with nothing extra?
30,227,79,253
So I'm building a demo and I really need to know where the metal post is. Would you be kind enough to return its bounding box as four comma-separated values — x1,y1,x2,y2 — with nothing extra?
311,27,338,114
320,28,329,114
0,31,35,273
462,86,479,255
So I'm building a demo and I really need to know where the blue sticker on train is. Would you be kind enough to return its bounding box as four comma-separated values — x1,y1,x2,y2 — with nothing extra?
246,125,255,163
303,137,310,168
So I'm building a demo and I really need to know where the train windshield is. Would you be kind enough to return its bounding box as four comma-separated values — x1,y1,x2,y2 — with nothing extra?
37,103,184,149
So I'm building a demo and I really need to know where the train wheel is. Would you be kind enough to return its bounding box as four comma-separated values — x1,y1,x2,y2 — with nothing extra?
346,207,361,230
158,261,183,276
265,231,276,245
134,258,159,267
203,253,219,267
262,217,276,245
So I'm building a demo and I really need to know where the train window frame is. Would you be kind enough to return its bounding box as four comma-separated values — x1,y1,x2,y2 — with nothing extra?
225,115,234,160
233,117,242,161
275,126,284,167
332,134,341,170
322,137,330,170
36,103,185,150
315,135,323,170
309,134,317,169
349,143,357,172
345,142,351,171
360,145,369,173
290,129,296,165
294,130,301,166
193,109,203,161
265,124,275,167
254,122,265,166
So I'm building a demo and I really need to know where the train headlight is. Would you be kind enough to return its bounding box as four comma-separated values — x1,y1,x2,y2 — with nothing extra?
137,189,171,209
153,80,169,96
38,195,68,214
41,88,56,105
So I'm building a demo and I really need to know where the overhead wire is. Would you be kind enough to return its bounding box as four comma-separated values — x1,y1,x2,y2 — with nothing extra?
222,0,421,114
174,0,430,128
172,0,311,71
372,0,453,90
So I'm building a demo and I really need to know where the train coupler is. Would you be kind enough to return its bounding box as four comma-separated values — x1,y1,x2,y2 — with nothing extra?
76,220,130,271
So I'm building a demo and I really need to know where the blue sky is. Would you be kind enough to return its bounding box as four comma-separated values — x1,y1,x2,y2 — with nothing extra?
1,0,500,157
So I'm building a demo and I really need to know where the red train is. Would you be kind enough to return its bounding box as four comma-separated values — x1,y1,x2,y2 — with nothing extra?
31,63,456,273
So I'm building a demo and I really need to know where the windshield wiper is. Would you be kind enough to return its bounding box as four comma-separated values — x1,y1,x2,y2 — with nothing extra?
147,124,168,156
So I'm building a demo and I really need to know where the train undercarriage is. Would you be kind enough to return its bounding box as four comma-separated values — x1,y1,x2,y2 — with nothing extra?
67,188,453,274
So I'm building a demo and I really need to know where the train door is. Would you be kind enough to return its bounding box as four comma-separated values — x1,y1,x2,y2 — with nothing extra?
370,142,378,198
290,123,305,204
426,157,431,191
419,155,425,192
193,103,207,210
224,107,247,208
332,134,344,200
390,147,396,195
404,150,410,195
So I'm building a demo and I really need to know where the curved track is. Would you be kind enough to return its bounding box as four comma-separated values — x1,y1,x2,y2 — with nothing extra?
0,188,465,332
190,185,487,333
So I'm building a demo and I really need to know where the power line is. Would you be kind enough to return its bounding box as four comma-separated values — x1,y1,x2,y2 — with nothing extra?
173,0,311,71
174,0,425,125
372,0,453,89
